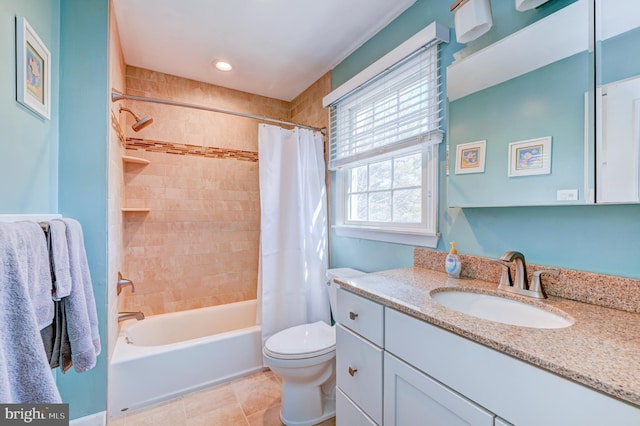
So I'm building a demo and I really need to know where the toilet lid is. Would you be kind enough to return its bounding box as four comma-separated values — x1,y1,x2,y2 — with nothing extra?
264,321,335,360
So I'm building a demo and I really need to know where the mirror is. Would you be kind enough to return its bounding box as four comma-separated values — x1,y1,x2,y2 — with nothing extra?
596,0,640,203
446,0,594,207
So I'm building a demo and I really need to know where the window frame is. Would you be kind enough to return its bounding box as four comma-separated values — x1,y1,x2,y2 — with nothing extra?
325,24,448,248
333,144,440,248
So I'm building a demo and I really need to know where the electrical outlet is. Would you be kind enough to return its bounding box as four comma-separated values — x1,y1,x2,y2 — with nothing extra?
557,189,578,201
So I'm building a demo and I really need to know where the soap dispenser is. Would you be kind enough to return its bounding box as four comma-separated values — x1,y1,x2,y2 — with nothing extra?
445,242,462,278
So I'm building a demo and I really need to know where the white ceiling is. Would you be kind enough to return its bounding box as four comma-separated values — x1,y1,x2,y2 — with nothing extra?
113,0,416,101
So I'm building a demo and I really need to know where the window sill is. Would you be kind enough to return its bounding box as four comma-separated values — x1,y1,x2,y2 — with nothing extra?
333,225,439,248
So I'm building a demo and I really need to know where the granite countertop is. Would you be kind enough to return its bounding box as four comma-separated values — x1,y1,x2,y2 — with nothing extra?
336,267,640,408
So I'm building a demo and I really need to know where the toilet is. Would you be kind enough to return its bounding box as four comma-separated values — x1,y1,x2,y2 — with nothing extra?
263,268,364,426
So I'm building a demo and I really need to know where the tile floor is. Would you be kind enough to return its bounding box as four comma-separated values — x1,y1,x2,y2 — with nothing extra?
107,370,336,426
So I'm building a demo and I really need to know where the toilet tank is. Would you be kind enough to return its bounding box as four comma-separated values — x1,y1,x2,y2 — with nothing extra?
326,268,365,315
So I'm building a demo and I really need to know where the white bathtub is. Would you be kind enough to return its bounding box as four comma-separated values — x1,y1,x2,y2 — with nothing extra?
109,299,263,415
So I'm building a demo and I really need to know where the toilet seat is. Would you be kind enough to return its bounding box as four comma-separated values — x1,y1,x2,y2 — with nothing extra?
264,321,335,360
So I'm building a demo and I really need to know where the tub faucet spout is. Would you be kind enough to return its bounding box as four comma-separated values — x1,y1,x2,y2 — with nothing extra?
118,311,145,322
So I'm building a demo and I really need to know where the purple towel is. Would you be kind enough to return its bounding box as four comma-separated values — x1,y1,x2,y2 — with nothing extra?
0,221,61,403
53,218,101,373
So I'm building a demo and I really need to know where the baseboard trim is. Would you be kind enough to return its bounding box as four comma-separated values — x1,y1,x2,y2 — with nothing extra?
69,411,106,426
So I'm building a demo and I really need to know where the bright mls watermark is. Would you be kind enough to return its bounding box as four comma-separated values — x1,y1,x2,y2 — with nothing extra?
0,404,68,425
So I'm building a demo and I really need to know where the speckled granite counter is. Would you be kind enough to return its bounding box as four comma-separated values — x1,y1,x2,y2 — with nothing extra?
336,267,640,408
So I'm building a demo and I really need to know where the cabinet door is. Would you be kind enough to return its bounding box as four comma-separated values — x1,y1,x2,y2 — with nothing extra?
384,352,494,426
336,324,383,424
336,388,378,426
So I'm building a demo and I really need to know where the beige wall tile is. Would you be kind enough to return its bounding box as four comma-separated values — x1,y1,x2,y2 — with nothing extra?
121,68,330,315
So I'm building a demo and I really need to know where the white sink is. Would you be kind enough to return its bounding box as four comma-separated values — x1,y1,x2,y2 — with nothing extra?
430,290,573,329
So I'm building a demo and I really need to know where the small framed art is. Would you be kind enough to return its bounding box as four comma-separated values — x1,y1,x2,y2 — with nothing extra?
16,16,51,120
455,140,486,174
508,137,551,177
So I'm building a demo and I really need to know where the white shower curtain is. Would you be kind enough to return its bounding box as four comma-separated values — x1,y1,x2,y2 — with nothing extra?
257,123,329,345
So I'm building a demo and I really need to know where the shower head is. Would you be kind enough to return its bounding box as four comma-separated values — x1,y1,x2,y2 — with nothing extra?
132,115,153,132
119,106,154,132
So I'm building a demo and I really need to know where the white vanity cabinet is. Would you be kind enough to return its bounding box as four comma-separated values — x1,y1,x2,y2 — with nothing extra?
335,288,384,425
335,287,640,425
385,307,640,426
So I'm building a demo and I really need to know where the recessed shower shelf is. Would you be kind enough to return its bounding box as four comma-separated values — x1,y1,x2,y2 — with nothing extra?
122,155,150,165
121,208,150,213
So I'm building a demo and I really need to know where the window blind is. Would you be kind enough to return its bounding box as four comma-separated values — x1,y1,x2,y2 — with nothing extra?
328,40,444,170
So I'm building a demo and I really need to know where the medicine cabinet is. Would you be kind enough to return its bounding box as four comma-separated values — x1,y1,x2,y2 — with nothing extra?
447,0,594,207
596,0,640,203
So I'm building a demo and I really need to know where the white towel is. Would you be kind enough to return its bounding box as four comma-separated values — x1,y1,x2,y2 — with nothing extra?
48,220,72,299
54,218,101,372
0,221,61,403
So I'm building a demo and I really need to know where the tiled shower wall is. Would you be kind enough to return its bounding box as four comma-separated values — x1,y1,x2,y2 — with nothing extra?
121,66,330,315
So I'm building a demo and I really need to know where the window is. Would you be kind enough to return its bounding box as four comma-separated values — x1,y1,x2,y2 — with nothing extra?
324,24,447,247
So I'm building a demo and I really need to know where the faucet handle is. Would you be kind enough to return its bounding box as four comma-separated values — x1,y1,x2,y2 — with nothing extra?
530,269,559,298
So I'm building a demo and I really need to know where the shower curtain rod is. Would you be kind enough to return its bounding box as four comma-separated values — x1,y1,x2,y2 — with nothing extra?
111,90,327,134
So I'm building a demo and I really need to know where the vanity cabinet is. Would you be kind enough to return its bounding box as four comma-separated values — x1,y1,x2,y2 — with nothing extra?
385,307,640,426
335,288,640,425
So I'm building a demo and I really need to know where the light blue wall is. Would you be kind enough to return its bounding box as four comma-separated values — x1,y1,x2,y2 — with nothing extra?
0,0,59,212
57,0,109,419
330,0,640,279
0,0,108,419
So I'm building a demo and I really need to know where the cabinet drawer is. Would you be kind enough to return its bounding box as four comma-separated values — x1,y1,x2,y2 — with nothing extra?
336,388,378,426
384,352,494,426
336,324,383,424
336,288,384,346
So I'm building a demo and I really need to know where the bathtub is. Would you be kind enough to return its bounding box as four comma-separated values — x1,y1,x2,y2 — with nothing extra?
109,299,264,415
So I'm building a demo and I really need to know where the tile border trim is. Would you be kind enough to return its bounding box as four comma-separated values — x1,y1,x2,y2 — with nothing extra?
125,138,259,162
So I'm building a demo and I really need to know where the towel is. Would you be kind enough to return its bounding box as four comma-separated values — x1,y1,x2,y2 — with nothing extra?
53,218,101,373
0,221,61,403
48,220,72,300
40,300,72,372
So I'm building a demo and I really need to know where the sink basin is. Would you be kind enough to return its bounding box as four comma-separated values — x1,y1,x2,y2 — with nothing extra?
430,290,572,329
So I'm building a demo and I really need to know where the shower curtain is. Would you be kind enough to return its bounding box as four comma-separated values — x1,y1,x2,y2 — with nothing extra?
257,123,329,345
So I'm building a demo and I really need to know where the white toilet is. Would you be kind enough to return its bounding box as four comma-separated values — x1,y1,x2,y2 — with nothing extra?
263,268,364,426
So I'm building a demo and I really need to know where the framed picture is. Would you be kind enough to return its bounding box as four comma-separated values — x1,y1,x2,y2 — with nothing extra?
508,137,552,177
16,16,51,120
455,140,486,174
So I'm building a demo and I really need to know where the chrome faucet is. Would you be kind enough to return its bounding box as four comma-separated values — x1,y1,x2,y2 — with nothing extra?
491,251,558,299
117,272,135,295
118,311,145,322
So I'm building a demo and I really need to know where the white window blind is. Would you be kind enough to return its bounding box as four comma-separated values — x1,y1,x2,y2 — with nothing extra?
328,40,444,171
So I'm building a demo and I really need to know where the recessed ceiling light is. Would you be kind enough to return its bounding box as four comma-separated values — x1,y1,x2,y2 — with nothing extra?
214,60,233,72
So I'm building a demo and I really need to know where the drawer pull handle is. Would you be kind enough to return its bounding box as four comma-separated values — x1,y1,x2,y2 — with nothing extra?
349,311,359,320
348,366,358,377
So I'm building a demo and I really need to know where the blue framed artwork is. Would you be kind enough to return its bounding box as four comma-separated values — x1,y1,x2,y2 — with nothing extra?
16,16,51,120
508,136,552,177
455,140,486,174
